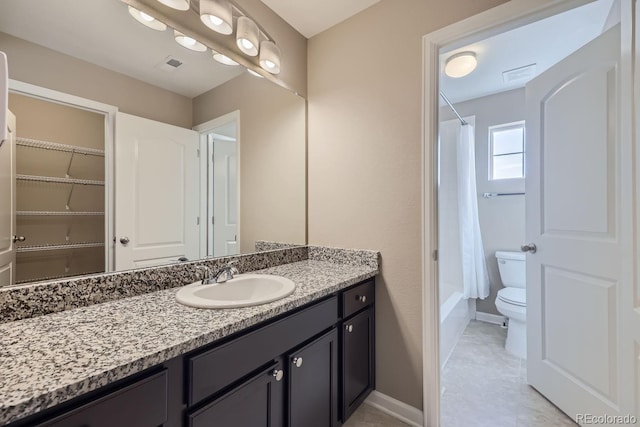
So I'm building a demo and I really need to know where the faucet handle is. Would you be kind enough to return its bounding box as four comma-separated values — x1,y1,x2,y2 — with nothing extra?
226,260,239,274
195,266,212,284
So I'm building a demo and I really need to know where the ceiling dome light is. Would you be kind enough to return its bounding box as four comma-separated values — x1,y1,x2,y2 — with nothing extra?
236,17,259,56
156,0,190,11
444,52,477,78
174,30,207,52
247,69,264,78
200,0,233,35
212,51,238,66
259,41,281,74
128,6,167,31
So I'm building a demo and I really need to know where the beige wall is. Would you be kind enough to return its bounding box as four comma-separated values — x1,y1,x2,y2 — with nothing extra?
307,0,508,409
441,89,526,316
193,73,306,253
0,32,192,128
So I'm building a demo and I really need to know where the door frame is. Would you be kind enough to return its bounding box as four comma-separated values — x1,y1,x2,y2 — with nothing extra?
193,110,241,257
421,0,635,425
7,79,118,272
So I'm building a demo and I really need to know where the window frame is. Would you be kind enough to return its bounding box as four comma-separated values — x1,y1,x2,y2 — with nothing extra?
488,120,525,181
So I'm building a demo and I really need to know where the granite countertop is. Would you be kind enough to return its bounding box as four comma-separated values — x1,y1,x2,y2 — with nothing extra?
0,259,377,426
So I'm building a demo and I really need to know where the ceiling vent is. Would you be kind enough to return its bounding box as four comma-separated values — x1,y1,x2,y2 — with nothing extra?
156,56,183,72
502,63,537,83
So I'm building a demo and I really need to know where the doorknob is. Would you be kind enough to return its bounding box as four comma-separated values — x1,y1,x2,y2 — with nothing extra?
119,236,130,245
520,243,537,254
12,235,25,243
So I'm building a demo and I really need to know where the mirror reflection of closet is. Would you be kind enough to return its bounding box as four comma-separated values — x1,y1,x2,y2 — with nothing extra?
9,93,105,284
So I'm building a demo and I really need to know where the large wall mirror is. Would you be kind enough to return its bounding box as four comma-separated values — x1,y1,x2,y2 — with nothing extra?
0,0,306,286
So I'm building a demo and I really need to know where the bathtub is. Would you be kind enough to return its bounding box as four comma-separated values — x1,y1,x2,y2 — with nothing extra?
439,285,475,368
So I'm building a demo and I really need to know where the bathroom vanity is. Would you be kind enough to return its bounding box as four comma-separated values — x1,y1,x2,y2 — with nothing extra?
0,247,378,427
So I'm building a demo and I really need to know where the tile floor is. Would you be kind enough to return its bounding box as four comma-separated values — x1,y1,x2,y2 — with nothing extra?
343,403,410,427
440,320,577,427
345,320,577,427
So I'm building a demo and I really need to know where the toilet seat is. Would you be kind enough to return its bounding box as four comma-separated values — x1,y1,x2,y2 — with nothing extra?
497,288,526,307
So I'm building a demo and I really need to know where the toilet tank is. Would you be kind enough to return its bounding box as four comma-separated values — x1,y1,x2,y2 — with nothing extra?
495,251,526,288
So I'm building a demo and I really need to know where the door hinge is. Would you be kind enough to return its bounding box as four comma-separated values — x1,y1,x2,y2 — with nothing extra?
211,216,214,225
197,216,200,225
432,250,438,261
197,149,200,158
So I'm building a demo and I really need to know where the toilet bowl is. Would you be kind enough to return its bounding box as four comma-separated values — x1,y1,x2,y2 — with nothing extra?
495,251,526,359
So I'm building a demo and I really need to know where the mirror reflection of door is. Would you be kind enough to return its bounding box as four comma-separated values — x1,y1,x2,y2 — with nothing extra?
207,118,239,258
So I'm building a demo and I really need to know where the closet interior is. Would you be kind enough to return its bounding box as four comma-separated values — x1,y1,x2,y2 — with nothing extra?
9,93,106,284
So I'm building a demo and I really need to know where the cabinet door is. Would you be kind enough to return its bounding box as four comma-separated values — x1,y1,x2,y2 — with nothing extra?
289,328,339,427
342,306,375,421
35,370,168,427
187,361,284,427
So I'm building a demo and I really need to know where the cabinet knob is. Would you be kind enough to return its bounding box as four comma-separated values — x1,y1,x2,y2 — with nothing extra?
357,295,366,303
345,324,353,333
12,236,26,243
293,357,303,368
272,369,284,382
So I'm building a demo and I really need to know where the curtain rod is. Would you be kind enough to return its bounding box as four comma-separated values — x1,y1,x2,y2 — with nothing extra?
439,91,468,126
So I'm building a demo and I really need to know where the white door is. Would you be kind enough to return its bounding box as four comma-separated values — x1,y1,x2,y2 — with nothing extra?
210,137,238,257
526,23,635,421
115,112,200,269
0,110,16,286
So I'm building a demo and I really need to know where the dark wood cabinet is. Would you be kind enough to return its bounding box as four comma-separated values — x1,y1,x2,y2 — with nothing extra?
288,329,339,427
187,361,284,427
13,279,375,427
342,306,375,421
34,370,168,427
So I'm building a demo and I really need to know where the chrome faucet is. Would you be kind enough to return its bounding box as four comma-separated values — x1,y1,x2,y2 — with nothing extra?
195,266,216,285
213,261,239,283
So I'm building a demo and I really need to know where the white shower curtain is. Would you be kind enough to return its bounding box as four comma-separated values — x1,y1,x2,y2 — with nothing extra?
457,124,490,299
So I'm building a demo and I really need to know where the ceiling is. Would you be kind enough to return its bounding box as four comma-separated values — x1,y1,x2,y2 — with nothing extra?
260,0,381,38
440,0,614,103
0,0,245,98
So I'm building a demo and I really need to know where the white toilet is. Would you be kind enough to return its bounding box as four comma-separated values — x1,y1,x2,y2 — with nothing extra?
495,251,526,359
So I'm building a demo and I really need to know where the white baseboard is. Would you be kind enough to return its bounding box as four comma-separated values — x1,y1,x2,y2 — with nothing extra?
364,390,424,426
475,311,506,325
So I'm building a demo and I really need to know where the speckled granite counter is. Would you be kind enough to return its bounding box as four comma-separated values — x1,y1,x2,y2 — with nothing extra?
0,259,377,426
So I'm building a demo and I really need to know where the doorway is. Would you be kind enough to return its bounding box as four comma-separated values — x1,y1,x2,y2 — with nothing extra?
195,110,240,258
423,1,636,427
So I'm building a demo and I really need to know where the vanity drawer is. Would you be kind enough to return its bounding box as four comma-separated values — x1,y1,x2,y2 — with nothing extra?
342,279,374,318
35,370,168,427
188,296,338,406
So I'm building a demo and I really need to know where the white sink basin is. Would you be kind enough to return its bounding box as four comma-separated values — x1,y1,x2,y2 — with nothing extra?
175,274,296,309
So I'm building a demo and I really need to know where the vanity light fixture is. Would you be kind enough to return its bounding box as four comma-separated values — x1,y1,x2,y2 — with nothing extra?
200,0,233,35
212,51,239,66
128,6,167,31
259,41,281,74
247,69,264,78
236,16,260,56
174,30,207,52
156,0,190,11
444,51,477,78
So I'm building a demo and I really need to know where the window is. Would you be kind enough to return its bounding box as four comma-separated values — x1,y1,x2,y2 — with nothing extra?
489,122,525,180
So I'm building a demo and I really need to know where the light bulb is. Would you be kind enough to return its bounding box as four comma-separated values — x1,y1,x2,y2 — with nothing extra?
128,6,167,31
140,12,154,22
241,39,254,51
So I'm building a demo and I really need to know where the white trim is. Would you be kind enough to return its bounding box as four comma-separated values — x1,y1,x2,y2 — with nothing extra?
365,391,424,427
475,311,506,326
7,79,118,272
421,1,599,425
193,110,241,256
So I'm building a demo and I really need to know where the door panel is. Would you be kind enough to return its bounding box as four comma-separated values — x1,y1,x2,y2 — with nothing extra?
342,307,375,421
0,110,15,287
526,24,629,419
212,138,238,257
115,112,199,270
289,329,338,427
